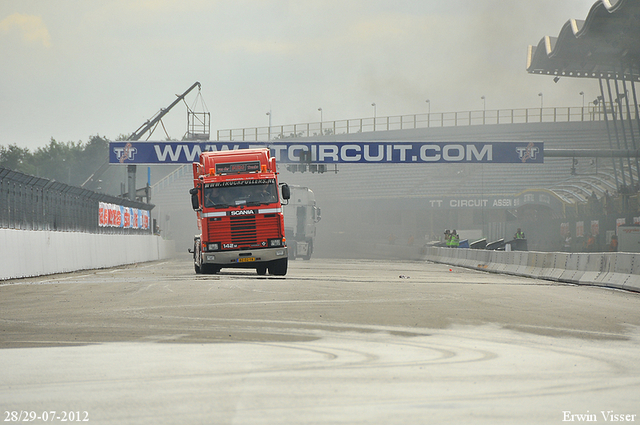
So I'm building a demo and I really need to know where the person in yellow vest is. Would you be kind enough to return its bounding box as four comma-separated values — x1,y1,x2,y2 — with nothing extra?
444,229,452,247
450,230,460,248
514,228,525,239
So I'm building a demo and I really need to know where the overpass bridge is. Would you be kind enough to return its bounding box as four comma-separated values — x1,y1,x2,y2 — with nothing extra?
150,118,627,256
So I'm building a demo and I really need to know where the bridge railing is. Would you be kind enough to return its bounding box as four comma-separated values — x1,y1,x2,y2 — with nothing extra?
215,105,631,141
0,167,153,234
151,163,190,194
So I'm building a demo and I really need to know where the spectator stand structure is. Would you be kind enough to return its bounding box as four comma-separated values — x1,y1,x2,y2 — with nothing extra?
526,0,640,252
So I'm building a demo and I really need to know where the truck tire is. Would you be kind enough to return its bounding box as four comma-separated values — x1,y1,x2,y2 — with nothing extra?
256,266,267,275
268,258,288,276
201,264,220,274
302,240,313,261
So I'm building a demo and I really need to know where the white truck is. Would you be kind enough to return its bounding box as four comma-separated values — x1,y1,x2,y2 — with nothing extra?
284,185,321,260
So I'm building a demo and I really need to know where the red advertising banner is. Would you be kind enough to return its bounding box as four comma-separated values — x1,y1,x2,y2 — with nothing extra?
99,202,150,230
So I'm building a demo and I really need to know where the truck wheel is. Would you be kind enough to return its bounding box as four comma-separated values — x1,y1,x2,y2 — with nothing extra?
288,241,297,260
201,264,220,274
302,240,313,261
268,258,288,276
256,266,267,275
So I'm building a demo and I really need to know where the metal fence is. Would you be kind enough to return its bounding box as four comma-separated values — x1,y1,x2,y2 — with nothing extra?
0,167,153,233
215,105,631,141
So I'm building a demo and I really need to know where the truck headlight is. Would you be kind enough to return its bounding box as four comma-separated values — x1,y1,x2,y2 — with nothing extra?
207,242,220,251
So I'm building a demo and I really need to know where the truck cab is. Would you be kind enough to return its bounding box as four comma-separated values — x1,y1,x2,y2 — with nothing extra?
189,148,290,275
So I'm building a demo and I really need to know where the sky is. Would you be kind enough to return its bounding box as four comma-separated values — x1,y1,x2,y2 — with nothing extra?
0,0,600,151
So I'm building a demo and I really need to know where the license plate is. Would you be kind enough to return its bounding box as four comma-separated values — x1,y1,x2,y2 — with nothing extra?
237,257,256,263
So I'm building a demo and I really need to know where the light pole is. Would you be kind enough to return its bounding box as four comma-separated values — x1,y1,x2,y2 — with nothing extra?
266,111,271,141
426,99,431,127
318,107,323,135
580,91,585,108
371,103,377,130
538,93,544,121
481,96,486,124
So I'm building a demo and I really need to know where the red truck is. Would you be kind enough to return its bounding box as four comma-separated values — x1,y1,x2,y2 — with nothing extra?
189,148,290,275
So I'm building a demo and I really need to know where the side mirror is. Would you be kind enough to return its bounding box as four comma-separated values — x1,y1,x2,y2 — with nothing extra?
281,184,290,200
189,187,199,210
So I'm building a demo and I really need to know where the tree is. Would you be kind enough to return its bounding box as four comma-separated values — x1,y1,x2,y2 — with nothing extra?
0,144,30,171
0,135,110,186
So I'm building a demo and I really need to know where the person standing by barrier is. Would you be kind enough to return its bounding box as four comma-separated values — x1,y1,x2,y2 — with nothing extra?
586,233,596,252
444,229,452,247
609,234,618,252
514,228,525,239
450,230,460,248
564,231,572,252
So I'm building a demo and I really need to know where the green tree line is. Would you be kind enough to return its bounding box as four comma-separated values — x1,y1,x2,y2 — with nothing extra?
0,135,178,198
0,136,110,187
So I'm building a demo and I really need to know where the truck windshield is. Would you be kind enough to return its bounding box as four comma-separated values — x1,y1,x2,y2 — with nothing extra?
204,178,278,208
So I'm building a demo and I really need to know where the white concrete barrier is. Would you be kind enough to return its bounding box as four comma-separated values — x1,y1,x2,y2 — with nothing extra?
0,229,175,281
546,253,567,281
492,251,511,274
425,247,640,293
604,253,634,290
559,253,582,283
537,253,554,280
577,253,604,286
512,251,529,276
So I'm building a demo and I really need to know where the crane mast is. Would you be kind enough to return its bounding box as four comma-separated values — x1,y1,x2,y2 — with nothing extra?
82,81,203,201
123,81,202,201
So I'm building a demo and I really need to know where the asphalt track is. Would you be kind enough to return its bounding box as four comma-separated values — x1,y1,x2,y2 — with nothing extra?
1,255,639,424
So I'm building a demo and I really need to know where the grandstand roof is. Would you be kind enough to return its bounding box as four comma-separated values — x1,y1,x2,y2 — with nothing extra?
526,0,640,81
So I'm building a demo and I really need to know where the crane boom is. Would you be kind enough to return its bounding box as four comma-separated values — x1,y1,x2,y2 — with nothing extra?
128,81,201,141
82,81,202,191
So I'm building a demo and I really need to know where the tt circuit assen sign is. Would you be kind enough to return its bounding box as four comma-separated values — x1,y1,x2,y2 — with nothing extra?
109,141,543,164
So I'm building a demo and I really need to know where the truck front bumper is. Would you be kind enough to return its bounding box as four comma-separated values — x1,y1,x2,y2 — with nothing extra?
202,246,288,266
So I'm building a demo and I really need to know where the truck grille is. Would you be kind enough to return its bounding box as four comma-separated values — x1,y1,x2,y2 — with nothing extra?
230,215,257,245
207,214,281,248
